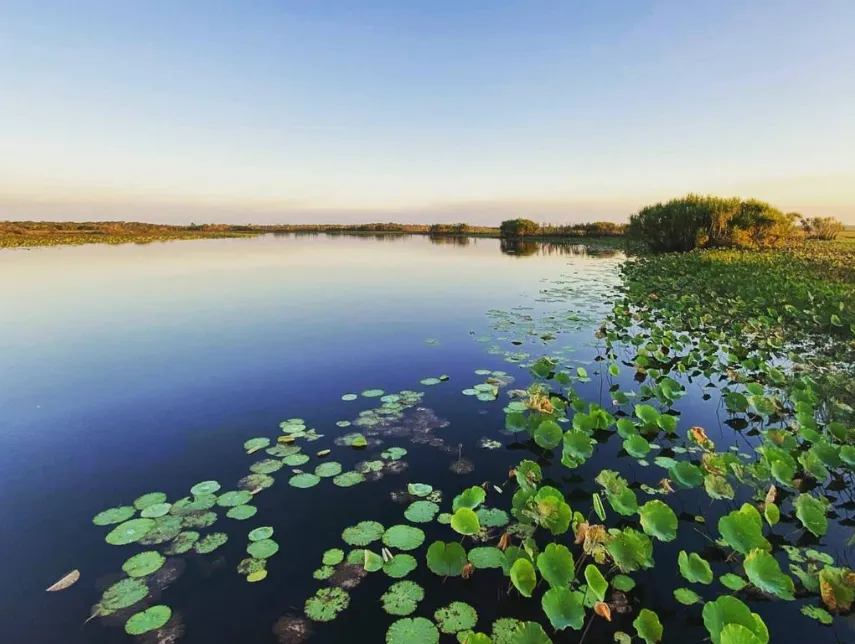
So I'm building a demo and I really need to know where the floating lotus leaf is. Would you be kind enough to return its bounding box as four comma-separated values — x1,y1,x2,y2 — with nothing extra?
491,618,524,644
289,473,321,488
420,377,441,386
624,434,651,458
305,587,350,622
452,486,486,511
93,505,136,526
702,596,769,644
105,518,156,545
562,429,593,463
407,483,433,497
509,621,552,643
800,605,833,625
533,419,562,449
437,513,452,524
386,617,439,644
171,494,217,514
250,458,284,474
718,504,770,555
248,569,268,582
194,532,228,554
122,551,166,577
434,602,477,634
451,508,481,536
164,531,199,555
343,521,385,546
283,454,310,467
612,574,636,592
384,553,418,578
764,503,780,526
237,557,267,575
138,515,183,544
190,480,221,496
217,490,252,507
427,541,467,577
125,605,171,635
180,511,217,529
476,507,509,528
333,471,365,487
794,494,828,537
97,578,149,614
363,550,384,572
383,525,425,551
531,487,572,535
719,573,747,591
243,437,270,451
510,558,537,597
674,587,702,605
705,475,735,501
515,460,542,492
595,470,638,516
382,447,408,460
315,461,343,478
678,550,713,584
744,549,795,600
468,547,505,570
226,504,257,520
341,393,358,401
458,633,491,644
357,460,385,473
819,566,855,611
584,564,608,602
322,548,344,565
404,501,439,523
335,420,352,428
633,608,663,643
537,543,574,588
605,527,654,572
140,503,171,518
362,389,385,398
247,538,279,559
541,587,585,631
134,492,167,511
381,580,424,615
639,500,678,542
670,461,703,488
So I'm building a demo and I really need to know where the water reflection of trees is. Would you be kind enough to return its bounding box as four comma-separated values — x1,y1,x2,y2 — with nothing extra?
272,231,414,242
427,235,470,247
500,239,622,258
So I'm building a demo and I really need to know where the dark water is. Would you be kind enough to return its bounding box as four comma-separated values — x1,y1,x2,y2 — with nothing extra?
0,234,847,643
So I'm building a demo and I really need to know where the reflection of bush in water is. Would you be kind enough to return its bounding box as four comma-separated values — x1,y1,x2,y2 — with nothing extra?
500,239,620,257
427,234,470,246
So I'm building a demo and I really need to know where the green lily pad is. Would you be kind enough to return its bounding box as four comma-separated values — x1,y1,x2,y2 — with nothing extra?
674,587,702,605
382,447,408,460
97,578,149,614
382,580,424,616
434,602,477,634
510,558,537,597
510,621,552,643
384,553,418,578
122,551,166,577
226,504,257,520
93,506,136,526
678,550,713,584
794,494,828,537
105,518,156,545
612,574,636,592
194,532,228,554
250,458,284,474
247,538,279,559
476,507,510,528
217,490,252,507
283,453,310,467
179,511,217,529
451,508,481,536
362,389,385,398
322,548,344,565
541,587,585,631
244,437,270,451
237,557,267,575
468,547,505,570
491,618,524,644
634,608,663,643
718,504,770,555
139,515,183,544
533,419,563,449
170,494,217,514
408,483,433,497
125,605,171,635
639,500,678,542
140,503,171,518
164,531,199,555
584,564,608,602
289,473,321,488
452,486,486,511
341,393,358,401
800,605,833,625
313,565,334,580
386,617,439,644
702,596,769,644
427,541,467,577
190,480,221,496
333,471,365,487
383,525,425,551
305,587,350,622
405,501,440,523
719,574,747,591
134,492,167,511
744,549,795,600
343,521,385,546
315,461,343,478
537,543,574,588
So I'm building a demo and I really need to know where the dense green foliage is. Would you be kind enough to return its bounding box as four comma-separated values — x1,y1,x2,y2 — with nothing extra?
499,218,625,238
627,194,797,251
800,216,846,240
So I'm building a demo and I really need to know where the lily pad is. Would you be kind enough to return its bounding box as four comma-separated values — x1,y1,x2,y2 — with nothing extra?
386,617,439,644
305,587,350,622
217,490,252,507
434,602,477,634
382,580,424,615
639,500,678,542
250,458,284,474
678,550,713,584
718,504,770,555
343,521,385,546
93,506,136,526
674,587,702,605
341,393,358,401
333,471,365,487
164,531,199,555
383,525,425,551
247,538,279,559
171,494,217,514
468,547,505,570
743,549,795,600
510,558,537,597
719,573,747,591
140,503,171,518
476,507,510,528
134,493,167,511
125,605,171,635
322,548,344,565
453,486,486,511
451,508,481,536
362,389,385,398
634,608,663,643
289,473,321,489
244,437,270,451
509,621,552,643
97,578,149,614
190,480,221,496
426,541,467,577
408,483,433,497
384,554,418,578
702,596,768,644
105,518,156,545
405,501,440,523
283,454,311,467
194,532,228,554
541,587,585,631
315,461,343,478
122,551,166,577
794,494,828,537
537,543,574,588
180,511,217,529
226,504,257,520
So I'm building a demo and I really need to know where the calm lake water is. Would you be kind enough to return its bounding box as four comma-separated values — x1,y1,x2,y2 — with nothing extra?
0,234,847,643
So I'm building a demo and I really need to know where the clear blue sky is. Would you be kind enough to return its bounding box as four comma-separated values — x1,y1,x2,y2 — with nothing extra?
1,0,853,224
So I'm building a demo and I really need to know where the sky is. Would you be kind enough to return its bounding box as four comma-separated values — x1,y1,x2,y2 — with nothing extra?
0,0,853,225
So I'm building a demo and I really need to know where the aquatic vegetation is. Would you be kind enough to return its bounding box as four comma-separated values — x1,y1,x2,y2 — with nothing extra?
404,501,439,523
247,538,279,559
383,525,425,551
194,532,228,554
93,505,136,526
122,551,166,577
332,471,365,487
189,480,220,496
216,490,252,507
96,578,150,614
226,504,257,520
314,461,342,478
125,605,172,635
304,587,350,622
105,518,156,545
381,580,424,615
164,531,199,555
288,473,321,488
434,601,477,634
342,521,385,546
386,617,439,644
